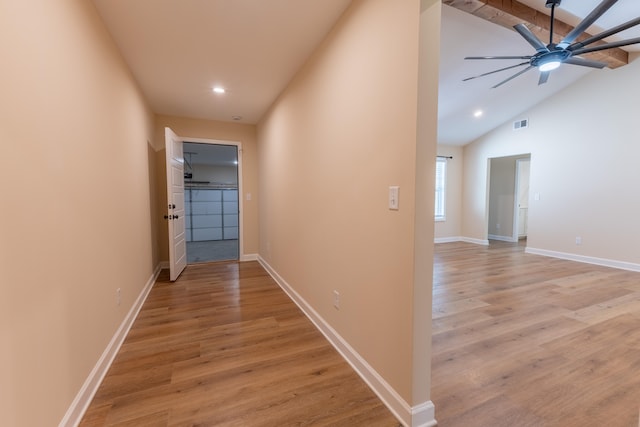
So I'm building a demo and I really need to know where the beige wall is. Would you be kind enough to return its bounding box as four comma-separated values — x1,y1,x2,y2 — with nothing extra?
434,144,463,240
462,57,640,265
0,1,156,425
153,115,259,259
257,0,435,410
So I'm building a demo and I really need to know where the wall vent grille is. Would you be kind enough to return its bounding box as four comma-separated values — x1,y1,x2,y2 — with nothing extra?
513,118,528,130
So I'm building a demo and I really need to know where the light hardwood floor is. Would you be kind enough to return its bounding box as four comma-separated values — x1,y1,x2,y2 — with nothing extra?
80,261,401,426
432,240,640,427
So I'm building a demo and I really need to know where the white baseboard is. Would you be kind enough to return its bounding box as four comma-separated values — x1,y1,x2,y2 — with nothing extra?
257,256,436,427
412,401,437,427
434,236,462,244
526,247,640,273
488,234,518,243
434,236,490,245
460,236,490,246
434,235,501,245
240,253,258,261
59,264,162,427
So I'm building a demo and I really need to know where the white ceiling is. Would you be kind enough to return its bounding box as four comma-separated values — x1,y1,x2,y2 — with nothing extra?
91,0,640,146
91,0,352,124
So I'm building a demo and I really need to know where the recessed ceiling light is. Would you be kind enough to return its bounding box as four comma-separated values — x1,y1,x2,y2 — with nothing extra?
213,87,225,94
232,116,242,121
473,110,483,118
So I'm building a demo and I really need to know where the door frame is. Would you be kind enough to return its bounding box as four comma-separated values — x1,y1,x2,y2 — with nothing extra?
171,136,245,262
486,154,531,243
512,157,531,242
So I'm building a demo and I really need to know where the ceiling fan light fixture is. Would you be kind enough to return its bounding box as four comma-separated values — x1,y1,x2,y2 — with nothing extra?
462,0,640,88
539,60,561,72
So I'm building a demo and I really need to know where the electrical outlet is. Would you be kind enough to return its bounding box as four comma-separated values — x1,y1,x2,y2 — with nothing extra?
496,223,501,230
116,288,121,306
575,236,582,245
333,290,340,310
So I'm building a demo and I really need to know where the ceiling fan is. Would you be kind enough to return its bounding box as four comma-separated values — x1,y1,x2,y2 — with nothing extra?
463,0,640,88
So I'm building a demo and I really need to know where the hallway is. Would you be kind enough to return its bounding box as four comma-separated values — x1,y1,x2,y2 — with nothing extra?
80,262,400,426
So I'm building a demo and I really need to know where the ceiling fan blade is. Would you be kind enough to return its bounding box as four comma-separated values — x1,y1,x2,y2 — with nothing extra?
569,16,640,50
514,24,549,52
557,0,619,48
465,56,532,60
564,57,607,69
492,65,535,89
538,71,550,85
463,61,530,82
571,37,640,56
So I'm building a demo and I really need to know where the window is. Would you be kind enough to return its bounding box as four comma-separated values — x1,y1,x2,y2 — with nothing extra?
435,158,446,221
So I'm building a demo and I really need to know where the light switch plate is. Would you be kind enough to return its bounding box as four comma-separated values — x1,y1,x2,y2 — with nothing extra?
389,186,399,210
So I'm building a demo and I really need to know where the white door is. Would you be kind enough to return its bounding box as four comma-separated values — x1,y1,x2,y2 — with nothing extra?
165,127,187,281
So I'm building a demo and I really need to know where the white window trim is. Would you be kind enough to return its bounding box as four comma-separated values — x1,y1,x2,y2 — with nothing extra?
435,157,446,222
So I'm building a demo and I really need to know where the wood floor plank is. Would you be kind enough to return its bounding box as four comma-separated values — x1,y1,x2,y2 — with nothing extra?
79,261,400,426
432,296,490,319
433,240,640,427
564,292,640,325
432,307,494,334
444,394,545,427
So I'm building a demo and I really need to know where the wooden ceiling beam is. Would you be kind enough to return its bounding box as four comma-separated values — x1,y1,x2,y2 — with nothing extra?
444,0,629,68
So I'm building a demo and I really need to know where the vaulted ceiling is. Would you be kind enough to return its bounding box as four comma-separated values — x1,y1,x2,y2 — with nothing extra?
439,0,640,145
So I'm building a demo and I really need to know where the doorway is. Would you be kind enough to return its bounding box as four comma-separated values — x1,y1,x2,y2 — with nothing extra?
487,154,531,243
183,142,240,263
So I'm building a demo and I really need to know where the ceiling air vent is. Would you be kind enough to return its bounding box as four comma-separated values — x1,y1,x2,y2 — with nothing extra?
513,118,528,130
